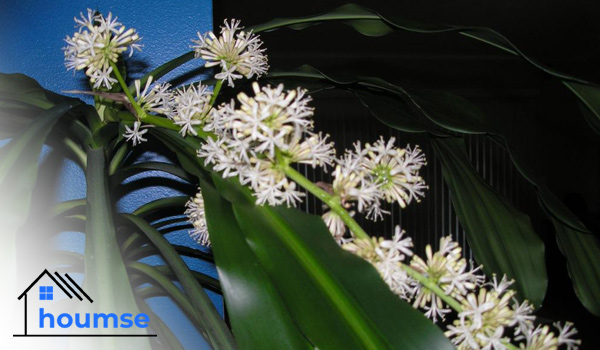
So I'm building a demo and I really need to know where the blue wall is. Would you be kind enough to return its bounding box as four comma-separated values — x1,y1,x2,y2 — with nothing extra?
1,2,217,349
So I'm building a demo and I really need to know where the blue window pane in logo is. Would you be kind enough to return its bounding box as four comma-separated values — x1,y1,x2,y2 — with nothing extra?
47,286,53,292
47,293,53,300
40,286,46,293
40,294,46,300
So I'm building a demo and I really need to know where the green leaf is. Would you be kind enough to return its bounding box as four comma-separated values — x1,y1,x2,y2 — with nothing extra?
127,261,209,334
134,296,185,350
430,137,547,306
122,213,237,350
129,52,196,94
564,82,600,135
212,175,455,350
126,244,214,265
132,196,189,217
0,73,55,109
0,101,82,317
257,4,600,130
149,128,209,180
408,89,489,134
49,198,86,218
552,218,600,317
353,90,432,133
202,180,313,350
113,161,193,184
82,148,153,349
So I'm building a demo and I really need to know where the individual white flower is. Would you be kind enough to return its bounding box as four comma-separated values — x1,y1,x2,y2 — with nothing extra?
123,121,149,146
411,236,482,322
489,274,514,295
322,210,346,243
516,325,558,350
171,83,213,136
554,322,580,350
185,189,210,246
478,326,508,350
446,318,480,349
63,9,142,89
343,226,416,301
287,132,336,170
88,66,118,90
192,19,268,87
214,63,244,87
510,300,535,336
134,76,172,115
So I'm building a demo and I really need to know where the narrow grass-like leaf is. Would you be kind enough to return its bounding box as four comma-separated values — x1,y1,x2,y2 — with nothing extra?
135,297,185,350
133,196,189,217
113,162,193,184
83,148,152,348
122,213,237,350
127,262,208,334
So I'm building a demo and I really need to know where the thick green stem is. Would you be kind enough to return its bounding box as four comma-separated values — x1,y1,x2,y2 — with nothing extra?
208,79,223,108
401,265,463,312
109,61,146,119
281,165,369,240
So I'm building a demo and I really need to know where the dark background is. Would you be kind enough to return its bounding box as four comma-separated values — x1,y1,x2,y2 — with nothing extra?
216,1,600,348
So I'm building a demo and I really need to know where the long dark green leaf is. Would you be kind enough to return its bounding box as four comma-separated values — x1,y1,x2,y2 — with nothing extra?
113,161,193,184
552,216,600,317
83,148,152,348
130,52,196,94
129,264,221,294
563,82,600,135
126,244,214,264
431,137,547,306
212,174,454,350
49,198,86,218
202,180,313,350
254,3,600,130
122,213,237,350
0,73,55,110
133,196,189,217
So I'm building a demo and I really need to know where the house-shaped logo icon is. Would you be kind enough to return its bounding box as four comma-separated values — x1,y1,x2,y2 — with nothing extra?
14,269,93,337
13,269,156,339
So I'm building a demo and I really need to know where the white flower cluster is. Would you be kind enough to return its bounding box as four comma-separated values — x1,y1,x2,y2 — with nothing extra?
135,76,172,115
63,9,142,89
343,226,416,300
323,138,427,242
168,83,213,137
185,189,210,246
122,78,214,145
343,231,580,350
411,236,484,322
192,19,269,87
198,82,335,206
